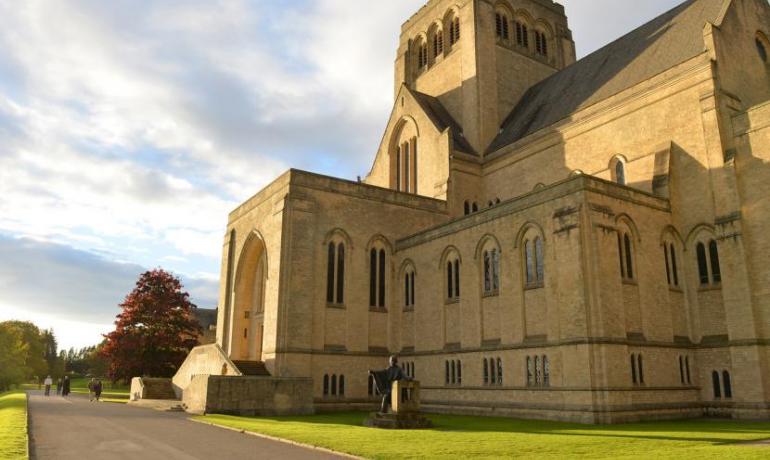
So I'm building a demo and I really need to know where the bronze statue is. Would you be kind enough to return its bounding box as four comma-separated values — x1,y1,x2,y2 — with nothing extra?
369,355,411,413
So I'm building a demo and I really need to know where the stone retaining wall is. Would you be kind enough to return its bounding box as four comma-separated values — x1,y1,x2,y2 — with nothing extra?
183,375,314,416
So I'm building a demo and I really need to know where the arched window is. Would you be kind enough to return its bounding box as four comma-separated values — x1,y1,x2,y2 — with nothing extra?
697,239,721,286
515,21,528,48
670,243,679,286
712,371,721,399
664,242,680,288
368,374,374,396
636,353,644,384
758,35,768,63
404,269,415,309
457,360,462,385
449,15,460,46
323,374,329,397
534,356,541,385
525,236,545,288
451,360,456,384
472,202,479,213
432,28,444,58
615,160,626,186
497,358,503,385
369,247,387,309
445,361,450,385
697,242,709,285
542,356,550,387
624,233,634,279
327,243,335,303
339,375,345,396
327,242,345,305
709,240,721,283
618,231,634,281
483,358,489,385
679,356,685,384
483,248,500,295
722,371,732,398
534,30,548,56
331,374,337,396
417,39,428,68
495,12,509,41
490,357,497,384
685,357,691,384
446,258,460,301
525,240,534,285
464,201,470,215
631,354,637,384
526,356,533,386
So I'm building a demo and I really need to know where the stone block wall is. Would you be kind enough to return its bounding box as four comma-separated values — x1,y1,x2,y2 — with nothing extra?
183,375,314,416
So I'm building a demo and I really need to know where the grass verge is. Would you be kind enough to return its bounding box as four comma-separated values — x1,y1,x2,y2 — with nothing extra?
196,412,770,460
0,391,28,460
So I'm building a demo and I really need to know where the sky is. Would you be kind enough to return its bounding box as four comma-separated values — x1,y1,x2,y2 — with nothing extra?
0,0,685,350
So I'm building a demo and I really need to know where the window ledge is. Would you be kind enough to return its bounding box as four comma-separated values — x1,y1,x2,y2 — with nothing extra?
698,284,722,292
445,298,460,305
403,307,415,313
622,279,638,286
326,303,346,310
668,286,684,293
369,307,388,313
482,291,500,298
524,283,545,291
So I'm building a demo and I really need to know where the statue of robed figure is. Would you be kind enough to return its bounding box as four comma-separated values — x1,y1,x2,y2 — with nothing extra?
369,355,411,414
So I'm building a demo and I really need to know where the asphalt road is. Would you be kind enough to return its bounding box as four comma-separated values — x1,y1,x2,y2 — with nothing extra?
27,391,344,460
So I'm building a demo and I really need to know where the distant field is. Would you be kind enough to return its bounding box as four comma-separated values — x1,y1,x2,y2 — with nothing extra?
24,378,130,403
0,391,28,460
198,412,770,460
68,378,130,403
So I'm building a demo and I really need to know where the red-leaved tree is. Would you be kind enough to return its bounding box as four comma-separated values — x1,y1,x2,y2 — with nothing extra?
101,269,202,382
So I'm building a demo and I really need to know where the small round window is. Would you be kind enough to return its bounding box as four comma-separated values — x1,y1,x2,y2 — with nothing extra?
758,37,768,63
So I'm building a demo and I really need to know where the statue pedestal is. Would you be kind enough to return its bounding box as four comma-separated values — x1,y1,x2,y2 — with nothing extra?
363,411,433,429
364,381,432,429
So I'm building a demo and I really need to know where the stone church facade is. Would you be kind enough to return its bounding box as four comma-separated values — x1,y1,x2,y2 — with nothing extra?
210,0,770,423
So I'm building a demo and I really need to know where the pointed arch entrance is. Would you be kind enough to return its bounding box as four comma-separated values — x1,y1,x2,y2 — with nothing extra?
231,231,268,361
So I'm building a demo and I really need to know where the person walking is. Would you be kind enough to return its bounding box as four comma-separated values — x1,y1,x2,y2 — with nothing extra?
94,379,103,402
56,378,62,395
88,378,96,402
62,376,71,397
44,375,53,396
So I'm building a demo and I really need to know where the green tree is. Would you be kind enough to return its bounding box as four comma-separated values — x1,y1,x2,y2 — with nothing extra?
0,323,28,391
0,321,47,382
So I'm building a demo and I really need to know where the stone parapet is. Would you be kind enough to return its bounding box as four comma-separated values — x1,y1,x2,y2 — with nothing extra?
183,375,314,416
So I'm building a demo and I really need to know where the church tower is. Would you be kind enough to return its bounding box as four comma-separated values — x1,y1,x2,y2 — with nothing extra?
394,0,576,154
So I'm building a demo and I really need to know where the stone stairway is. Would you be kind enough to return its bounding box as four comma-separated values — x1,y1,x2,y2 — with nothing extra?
232,360,271,376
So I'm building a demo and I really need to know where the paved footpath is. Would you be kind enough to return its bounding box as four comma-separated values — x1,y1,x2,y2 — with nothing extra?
27,391,344,460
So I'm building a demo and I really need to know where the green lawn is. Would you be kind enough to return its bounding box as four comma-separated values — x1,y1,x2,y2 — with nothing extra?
0,392,28,460
67,378,129,402
196,412,770,460
21,378,130,403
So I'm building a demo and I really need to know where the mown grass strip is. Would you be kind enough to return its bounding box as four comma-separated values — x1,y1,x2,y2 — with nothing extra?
0,391,28,460
196,411,770,460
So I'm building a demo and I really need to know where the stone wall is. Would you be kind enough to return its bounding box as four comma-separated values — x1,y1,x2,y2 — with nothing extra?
173,344,240,398
183,375,314,416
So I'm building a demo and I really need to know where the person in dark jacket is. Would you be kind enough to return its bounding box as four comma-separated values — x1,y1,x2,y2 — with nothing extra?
61,376,71,397
56,378,62,395
94,379,103,402
369,355,411,414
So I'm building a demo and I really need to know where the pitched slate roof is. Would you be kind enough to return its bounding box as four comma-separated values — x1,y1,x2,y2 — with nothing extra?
487,0,726,153
409,88,477,155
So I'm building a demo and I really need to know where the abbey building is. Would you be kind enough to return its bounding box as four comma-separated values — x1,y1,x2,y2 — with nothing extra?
194,0,770,423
